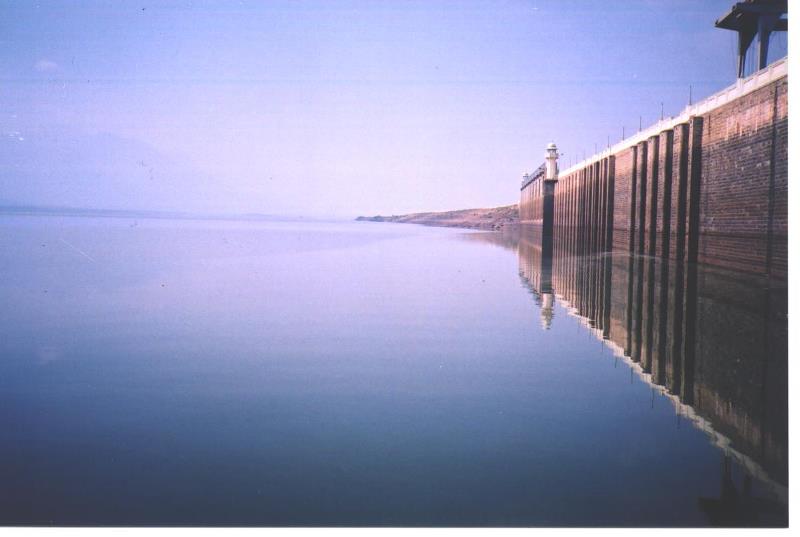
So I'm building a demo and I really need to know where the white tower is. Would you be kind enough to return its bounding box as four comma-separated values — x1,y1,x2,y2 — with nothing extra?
541,293,554,330
545,142,559,181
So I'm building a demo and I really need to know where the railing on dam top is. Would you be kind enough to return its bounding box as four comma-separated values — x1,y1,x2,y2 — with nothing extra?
520,53,786,279
558,56,788,178
520,163,545,191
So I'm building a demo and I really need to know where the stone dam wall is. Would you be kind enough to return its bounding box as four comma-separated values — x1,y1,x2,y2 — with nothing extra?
520,58,788,280
514,58,788,493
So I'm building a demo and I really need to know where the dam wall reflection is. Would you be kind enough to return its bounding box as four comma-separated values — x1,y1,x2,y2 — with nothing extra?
468,225,787,513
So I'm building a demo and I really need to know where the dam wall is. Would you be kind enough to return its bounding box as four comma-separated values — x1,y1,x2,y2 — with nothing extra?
519,164,547,225
514,56,789,496
521,57,788,279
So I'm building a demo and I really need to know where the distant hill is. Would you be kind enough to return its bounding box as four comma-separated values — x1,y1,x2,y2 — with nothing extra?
356,204,518,230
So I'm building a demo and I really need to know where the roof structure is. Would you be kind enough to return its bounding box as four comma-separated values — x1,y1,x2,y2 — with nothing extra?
715,0,788,78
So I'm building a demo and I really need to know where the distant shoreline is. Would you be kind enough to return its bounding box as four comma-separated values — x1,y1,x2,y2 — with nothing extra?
0,205,313,223
355,204,518,231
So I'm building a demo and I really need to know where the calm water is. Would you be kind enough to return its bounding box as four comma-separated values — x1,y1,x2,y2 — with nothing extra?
0,215,787,526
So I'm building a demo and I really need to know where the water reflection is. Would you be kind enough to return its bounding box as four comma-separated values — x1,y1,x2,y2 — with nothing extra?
0,216,789,526
466,226,788,525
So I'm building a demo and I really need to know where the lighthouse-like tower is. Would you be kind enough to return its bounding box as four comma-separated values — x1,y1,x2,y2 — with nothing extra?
540,142,558,325
542,142,559,260
545,142,559,182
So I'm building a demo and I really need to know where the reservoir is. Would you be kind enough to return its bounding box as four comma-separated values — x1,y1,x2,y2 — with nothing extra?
0,214,787,526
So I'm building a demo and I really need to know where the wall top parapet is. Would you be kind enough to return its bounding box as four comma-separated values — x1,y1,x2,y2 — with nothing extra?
558,56,787,179
521,163,546,191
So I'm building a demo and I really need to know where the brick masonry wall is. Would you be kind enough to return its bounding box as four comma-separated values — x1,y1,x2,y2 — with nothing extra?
516,72,788,490
697,77,788,278
519,176,544,224
534,75,787,279
611,147,635,253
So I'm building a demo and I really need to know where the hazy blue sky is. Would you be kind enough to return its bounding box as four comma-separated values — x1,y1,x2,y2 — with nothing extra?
0,0,789,217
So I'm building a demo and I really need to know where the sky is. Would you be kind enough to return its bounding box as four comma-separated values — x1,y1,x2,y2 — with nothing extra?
0,0,789,217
